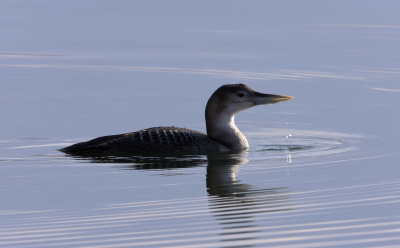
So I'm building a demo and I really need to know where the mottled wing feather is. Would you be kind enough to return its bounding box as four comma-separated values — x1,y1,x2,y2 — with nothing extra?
60,126,227,153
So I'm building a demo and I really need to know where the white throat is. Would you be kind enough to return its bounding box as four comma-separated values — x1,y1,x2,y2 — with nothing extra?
206,112,249,151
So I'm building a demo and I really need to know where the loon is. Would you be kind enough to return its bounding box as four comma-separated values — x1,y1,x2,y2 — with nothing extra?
60,84,293,153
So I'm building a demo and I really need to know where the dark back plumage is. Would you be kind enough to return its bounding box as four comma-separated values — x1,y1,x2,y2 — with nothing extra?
60,126,227,153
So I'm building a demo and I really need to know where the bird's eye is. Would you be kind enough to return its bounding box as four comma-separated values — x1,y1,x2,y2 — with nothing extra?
238,93,244,97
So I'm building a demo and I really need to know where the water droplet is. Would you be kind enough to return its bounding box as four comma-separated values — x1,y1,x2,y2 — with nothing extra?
287,153,292,163
286,133,292,138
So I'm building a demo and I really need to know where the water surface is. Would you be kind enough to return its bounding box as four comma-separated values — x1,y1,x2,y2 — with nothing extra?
1,1,400,247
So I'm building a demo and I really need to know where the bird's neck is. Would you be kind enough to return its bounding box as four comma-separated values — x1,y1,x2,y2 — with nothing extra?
206,112,249,151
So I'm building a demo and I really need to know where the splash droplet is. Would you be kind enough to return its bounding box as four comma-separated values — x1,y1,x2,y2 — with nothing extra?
287,153,292,163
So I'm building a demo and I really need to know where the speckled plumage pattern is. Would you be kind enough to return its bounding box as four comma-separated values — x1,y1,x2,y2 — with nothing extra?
60,126,228,153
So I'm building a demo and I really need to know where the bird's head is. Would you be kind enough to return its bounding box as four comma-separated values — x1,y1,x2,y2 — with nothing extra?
206,84,294,117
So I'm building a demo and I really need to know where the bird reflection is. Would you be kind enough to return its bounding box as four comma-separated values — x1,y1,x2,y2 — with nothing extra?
206,151,292,246
64,151,208,169
64,150,292,246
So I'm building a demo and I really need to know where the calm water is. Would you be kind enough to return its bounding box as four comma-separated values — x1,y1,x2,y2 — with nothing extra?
1,1,400,247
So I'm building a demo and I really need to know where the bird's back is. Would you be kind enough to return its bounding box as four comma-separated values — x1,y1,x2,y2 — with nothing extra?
60,126,228,153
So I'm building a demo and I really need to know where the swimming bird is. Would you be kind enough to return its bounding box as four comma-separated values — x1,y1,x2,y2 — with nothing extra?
59,84,293,153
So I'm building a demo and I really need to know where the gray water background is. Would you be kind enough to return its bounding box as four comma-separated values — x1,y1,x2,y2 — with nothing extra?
1,1,400,247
